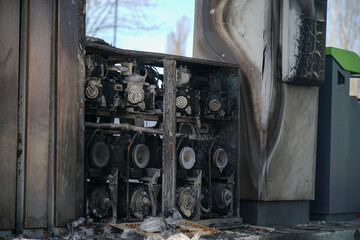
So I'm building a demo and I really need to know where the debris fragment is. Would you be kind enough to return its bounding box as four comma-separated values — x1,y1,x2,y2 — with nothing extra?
63,226,95,240
71,217,86,228
139,217,167,233
164,209,183,228
120,229,146,240
198,232,234,240
167,233,191,240
65,217,88,239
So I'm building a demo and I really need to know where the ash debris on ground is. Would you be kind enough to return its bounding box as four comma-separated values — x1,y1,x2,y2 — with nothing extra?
7,219,359,240
120,229,146,240
223,225,275,238
54,215,269,240
53,210,240,240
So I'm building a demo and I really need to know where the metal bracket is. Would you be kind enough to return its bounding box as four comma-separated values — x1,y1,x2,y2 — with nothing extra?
141,168,162,216
109,168,118,223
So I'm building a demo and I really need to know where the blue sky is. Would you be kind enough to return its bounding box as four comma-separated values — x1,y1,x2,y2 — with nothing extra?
90,0,195,57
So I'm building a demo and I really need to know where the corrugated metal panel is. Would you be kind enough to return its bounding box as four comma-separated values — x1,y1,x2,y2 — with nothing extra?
55,0,79,226
0,0,20,230
24,0,52,228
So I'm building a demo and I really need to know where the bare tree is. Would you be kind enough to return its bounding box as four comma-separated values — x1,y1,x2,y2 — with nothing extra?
166,16,191,55
86,0,159,45
327,0,360,54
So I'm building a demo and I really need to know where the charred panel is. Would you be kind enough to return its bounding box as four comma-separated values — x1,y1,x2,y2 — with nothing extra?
55,0,79,226
281,0,327,86
0,0,20,230
194,0,326,202
24,0,52,228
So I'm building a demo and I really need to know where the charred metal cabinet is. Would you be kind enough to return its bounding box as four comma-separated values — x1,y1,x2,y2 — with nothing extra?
0,0,85,234
310,52,360,221
83,42,241,222
194,0,327,225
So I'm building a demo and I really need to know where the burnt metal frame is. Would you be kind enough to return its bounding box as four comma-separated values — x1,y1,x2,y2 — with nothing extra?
85,42,241,218
16,0,27,232
162,59,177,213
141,168,162,217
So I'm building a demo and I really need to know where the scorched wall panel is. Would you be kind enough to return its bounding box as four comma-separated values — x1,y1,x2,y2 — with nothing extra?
0,0,20,230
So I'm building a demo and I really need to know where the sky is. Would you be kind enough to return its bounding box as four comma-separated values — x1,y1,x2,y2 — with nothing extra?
89,0,195,57
88,0,360,57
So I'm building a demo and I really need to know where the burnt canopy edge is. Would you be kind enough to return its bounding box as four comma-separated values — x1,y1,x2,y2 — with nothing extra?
85,41,240,70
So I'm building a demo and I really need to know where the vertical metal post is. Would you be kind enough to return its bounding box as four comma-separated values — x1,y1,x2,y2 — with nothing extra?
126,132,138,219
47,0,57,230
55,0,79,226
76,0,86,220
162,59,177,214
236,70,241,218
24,0,52,229
15,0,26,232
113,0,118,46
208,136,219,218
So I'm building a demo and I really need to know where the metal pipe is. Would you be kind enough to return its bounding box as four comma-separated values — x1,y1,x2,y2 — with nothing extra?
126,132,139,219
85,122,163,135
86,122,187,137
208,135,219,218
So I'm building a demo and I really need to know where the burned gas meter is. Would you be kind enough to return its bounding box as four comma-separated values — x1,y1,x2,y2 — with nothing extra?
84,39,240,222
